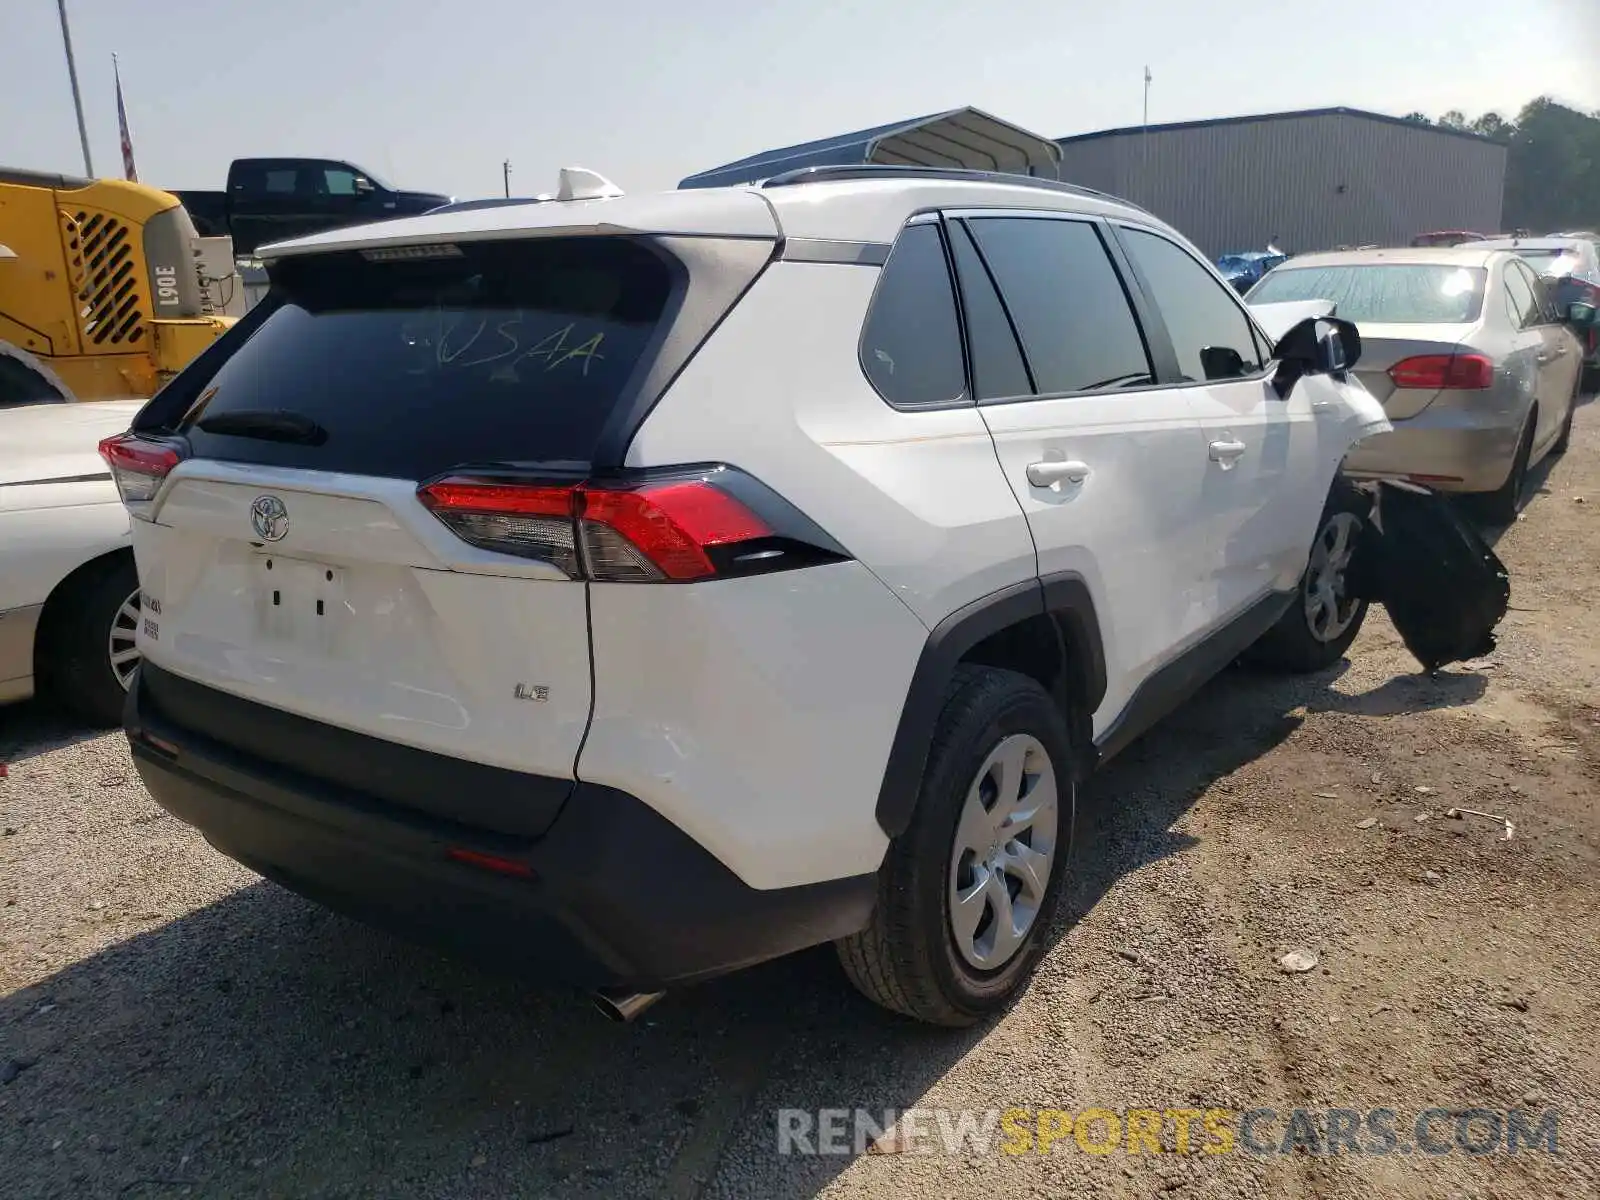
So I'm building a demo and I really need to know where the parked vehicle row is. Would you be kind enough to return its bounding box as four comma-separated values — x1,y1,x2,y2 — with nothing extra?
1247,246,1591,519
1473,235,1600,383
1246,242,1597,519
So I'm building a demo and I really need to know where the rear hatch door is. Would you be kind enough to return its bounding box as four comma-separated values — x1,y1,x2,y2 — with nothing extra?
131,233,707,834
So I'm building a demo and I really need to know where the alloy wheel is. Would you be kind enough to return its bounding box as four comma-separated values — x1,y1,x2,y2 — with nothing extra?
108,590,141,691
1304,513,1362,643
947,733,1060,971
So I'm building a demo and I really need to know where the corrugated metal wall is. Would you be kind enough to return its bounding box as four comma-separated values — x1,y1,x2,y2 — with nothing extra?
1057,114,1507,257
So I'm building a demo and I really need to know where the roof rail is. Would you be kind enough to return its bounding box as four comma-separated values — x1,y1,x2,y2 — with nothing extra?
758,164,1150,214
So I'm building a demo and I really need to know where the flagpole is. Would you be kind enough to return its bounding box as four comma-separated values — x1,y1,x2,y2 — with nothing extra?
56,0,94,176
113,52,138,181
1142,66,1152,200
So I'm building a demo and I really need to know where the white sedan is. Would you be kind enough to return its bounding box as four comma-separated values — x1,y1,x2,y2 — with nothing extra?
1,400,144,725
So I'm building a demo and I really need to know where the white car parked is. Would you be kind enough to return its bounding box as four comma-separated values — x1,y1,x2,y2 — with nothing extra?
107,165,1390,1025
1,399,143,725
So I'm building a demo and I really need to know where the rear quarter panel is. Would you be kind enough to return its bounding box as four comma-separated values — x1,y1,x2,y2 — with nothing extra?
625,261,1037,626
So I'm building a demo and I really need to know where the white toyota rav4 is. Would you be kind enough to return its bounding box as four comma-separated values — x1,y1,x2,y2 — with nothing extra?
105,166,1389,1025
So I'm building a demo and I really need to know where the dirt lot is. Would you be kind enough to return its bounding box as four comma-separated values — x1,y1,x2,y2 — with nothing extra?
3,403,1599,1200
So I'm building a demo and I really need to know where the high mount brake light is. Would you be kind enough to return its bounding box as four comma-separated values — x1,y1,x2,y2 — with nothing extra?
98,433,184,505
417,474,781,582
1387,353,1495,391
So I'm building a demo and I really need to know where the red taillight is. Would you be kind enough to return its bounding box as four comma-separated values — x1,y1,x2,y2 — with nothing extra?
579,482,770,581
417,475,774,583
98,432,183,505
446,847,535,879
1387,353,1494,391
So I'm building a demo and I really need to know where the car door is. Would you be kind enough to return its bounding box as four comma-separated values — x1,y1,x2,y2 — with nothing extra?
953,212,1214,739
1511,258,1580,448
1501,260,1560,445
1110,223,1327,619
227,161,303,254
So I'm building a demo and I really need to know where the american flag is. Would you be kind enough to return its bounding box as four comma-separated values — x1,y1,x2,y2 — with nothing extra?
114,54,137,182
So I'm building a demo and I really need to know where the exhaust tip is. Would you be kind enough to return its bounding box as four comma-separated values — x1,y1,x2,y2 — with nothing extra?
592,989,666,1023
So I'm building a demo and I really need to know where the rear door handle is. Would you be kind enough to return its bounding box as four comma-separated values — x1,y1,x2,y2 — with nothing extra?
1025,460,1090,487
1209,439,1247,463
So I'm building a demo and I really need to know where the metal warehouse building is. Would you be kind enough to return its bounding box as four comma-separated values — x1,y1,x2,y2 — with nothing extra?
1054,107,1507,257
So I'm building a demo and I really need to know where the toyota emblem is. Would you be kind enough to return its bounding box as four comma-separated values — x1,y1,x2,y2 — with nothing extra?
250,494,289,541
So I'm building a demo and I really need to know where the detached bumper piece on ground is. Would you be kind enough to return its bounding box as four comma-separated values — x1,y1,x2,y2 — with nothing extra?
1346,480,1511,671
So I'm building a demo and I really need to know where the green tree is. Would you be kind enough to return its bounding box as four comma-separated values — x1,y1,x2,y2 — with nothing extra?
1417,100,1600,231
1501,98,1600,232
1470,112,1514,143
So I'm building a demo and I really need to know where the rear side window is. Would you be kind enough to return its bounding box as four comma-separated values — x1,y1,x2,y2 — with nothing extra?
967,217,1153,395
1503,264,1540,329
859,223,966,409
179,237,676,479
1513,260,1559,324
1120,228,1265,382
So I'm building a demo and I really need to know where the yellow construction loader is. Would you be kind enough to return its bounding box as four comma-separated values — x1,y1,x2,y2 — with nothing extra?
0,167,238,405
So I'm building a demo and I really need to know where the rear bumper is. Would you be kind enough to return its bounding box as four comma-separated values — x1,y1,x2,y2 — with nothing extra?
126,664,875,990
1341,412,1522,494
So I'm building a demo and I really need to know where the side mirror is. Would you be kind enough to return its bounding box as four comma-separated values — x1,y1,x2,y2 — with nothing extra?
1566,301,1597,328
1271,316,1362,399
1200,345,1247,380
353,176,375,195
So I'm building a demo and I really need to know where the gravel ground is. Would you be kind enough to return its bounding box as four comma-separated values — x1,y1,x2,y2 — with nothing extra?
3,399,1598,1199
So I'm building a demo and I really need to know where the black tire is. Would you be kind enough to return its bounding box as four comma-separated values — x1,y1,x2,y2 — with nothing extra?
1582,363,1598,396
836,666,1075,1026
36,553,141,727
1246,484,1371,674
1481,414,1534,525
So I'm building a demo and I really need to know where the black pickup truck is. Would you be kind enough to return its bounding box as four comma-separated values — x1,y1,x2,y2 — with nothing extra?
176,158,451,257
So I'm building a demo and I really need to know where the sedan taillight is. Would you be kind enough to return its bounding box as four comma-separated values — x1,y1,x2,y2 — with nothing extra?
1388,354,1495,391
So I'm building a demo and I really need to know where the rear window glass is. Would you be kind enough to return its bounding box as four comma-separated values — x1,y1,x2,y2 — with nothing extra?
1512,248,1582,276
179,238,675,479
1248,264,1486,323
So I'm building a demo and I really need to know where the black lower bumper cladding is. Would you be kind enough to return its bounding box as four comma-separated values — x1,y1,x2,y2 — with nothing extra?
125,663,875,990
1345,479,1510,671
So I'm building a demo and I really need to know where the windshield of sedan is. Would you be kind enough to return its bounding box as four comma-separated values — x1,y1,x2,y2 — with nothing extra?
1247,264,1486,323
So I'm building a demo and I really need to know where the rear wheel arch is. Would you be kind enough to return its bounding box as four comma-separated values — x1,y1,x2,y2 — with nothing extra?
874,573,1105,838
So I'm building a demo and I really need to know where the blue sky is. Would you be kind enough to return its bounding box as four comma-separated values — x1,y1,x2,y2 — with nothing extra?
3,0,1597,198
